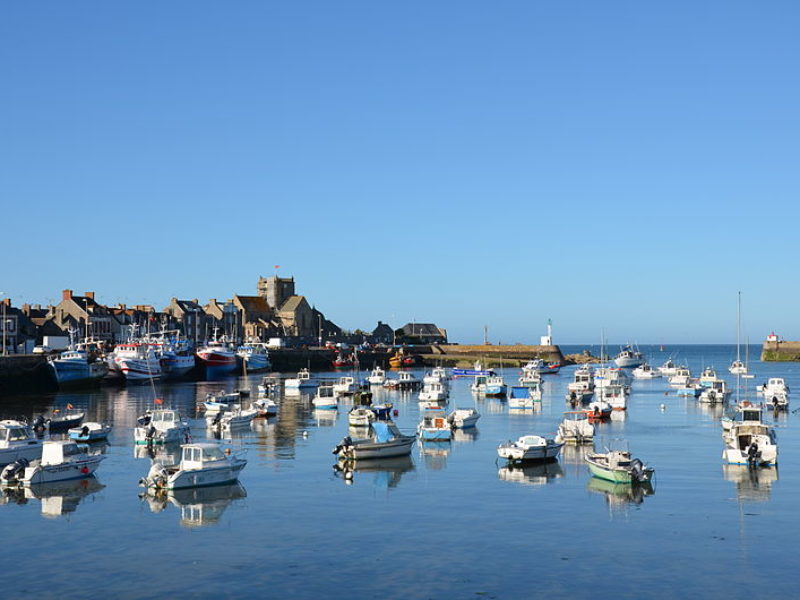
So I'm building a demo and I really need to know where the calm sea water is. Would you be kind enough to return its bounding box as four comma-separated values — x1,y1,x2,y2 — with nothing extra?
2,345,798,599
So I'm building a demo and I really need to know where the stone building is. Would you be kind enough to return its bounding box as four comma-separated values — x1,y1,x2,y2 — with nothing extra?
204,299,239,340
164,298,207,345
51,290,115,342
231,295,273,342
395,323,448,345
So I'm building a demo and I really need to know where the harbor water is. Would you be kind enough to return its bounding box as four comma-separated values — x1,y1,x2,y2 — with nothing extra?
1,344,798,599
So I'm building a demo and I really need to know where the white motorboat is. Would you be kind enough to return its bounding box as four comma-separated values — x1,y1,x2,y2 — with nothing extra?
729,360,748,375
332,421,416,460
484,375,508,397
140,443,247,490
698,379,731,404
251,396,278,417
417,411,452,442
419,381,449,402
521,358,560,376
348,407,376,427
760,378,790,409
257,375,281,397
423,366,450,387
68,422,112,442
155,336,196,380
497,435,563,464
367,367,386,386
668,367,692,387
285,368,318,393
584,399,613,421
658,358,679,377
613,345,644,368
1,441,105,486
0,420,43,467
134,409,191,446
594,367,630,393
555,411,594,444
699,366,718,387
206,406,258,429
333,376,356,396
632,363,660,379
447,408,480,429
508,386,534,409
568,365,595,393
312,384,338,409
722,403,777,466
599,383,627,411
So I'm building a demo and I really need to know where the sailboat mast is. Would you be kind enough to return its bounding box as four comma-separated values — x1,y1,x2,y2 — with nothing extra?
736,291,741,363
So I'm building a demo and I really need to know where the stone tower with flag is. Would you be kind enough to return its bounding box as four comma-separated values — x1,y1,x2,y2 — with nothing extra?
257,274,295,310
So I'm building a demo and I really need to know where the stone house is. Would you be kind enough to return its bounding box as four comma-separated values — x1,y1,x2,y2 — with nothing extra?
395,323,448,345
164,298,208,345
51,290,115,342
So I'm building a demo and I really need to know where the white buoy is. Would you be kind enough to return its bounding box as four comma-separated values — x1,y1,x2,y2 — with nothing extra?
302,431,309,438
660,404,666,411
344,470,354,481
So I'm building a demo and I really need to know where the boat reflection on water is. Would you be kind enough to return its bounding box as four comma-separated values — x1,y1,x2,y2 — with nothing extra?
0,477,105,518
79,440,110,456
508,407,538,418
722,465,779,502
452,428,479,444
251,417,277,436
419,440,450,470
313,408,338,427
333,456,415,488
559,444,591,475
586,477,655,514
141,482,247,527
610,410,627,423
497,461,564,487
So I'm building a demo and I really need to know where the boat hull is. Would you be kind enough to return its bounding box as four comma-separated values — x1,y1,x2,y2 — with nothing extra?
338,437,415,460
167,461,247,490
22,456,105,485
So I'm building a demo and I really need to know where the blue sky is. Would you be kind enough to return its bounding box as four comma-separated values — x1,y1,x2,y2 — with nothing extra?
2,2,799,344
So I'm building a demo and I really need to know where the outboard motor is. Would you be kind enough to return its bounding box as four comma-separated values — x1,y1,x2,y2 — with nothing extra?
213,412,223,426
332,436,353,455
747,442,761,467
80,425,90,437
32,415,47,433
145,425,157,446
630,458,645,483
1,458,30,482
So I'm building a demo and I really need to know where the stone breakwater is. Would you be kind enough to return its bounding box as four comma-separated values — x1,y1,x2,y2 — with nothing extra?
424,344,566,368
761,341,800,362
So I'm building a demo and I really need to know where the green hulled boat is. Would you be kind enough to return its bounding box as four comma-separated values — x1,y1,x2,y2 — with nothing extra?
585,450,654,484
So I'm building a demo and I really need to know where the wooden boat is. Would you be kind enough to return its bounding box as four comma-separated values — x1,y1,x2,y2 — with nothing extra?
586,449,654,484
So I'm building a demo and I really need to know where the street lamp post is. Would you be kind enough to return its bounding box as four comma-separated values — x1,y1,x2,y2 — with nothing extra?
1,292,6,357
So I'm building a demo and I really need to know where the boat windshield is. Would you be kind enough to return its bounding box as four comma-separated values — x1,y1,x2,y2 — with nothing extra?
7,428,30,441
202,446,227,461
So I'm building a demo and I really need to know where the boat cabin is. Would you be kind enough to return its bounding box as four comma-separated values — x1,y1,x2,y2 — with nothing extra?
0,421,35,445
510,387,531,400
317,385,336,398
181,444,228,470
151,410,182,427
41,441,84,466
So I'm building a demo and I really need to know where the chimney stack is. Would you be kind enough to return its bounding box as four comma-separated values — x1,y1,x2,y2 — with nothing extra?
85,291,95,300
62,289,73,301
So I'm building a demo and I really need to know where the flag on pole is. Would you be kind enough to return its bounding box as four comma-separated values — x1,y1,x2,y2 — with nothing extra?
274,265,280,269
66,403,73,409
154,398,163,405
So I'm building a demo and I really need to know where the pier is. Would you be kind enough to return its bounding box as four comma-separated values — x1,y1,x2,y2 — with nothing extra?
761,340,800,362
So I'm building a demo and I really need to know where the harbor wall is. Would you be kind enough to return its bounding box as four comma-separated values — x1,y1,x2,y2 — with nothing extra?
427,344,565,367
0,355,57,396
761,341,800,362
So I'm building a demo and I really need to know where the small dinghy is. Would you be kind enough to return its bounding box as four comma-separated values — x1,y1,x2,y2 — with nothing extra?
68,422,112,442
497,435,563,464
203,392,244,414
34,411,85,434
1,440,105,486
332,421,416,460
348,407,376,427
251,397,278,417
140,443,247,490
586,447,654,484
447,408,480,429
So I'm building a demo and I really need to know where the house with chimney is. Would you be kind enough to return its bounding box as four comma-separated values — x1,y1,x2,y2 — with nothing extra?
204,298,240,340
164,298,208,345
0,298,37,354
51,290,115,342
395,322,448,345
